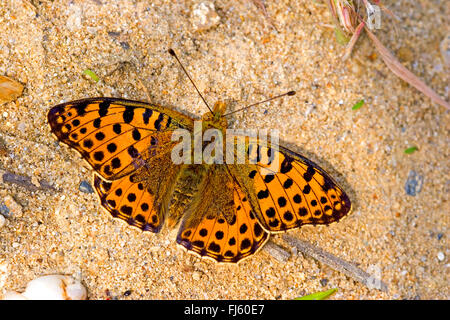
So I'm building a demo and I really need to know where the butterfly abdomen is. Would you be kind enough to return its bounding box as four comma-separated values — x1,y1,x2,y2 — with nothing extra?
166,165,209,228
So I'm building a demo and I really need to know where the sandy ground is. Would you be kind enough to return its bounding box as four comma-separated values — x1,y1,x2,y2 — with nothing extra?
0,0,448,300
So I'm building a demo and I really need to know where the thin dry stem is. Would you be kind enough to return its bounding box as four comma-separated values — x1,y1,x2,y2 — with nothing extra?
283,234,388,292
365,28,450,110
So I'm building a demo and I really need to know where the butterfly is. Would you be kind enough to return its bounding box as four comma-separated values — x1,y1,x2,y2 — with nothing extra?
47,51,351,263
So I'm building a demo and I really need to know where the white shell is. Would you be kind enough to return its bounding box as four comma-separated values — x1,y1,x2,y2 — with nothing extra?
20,275,87,300
2,291,28,300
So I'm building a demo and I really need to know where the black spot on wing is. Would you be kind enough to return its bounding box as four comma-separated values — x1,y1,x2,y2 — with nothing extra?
280,156,294,174
113,123,122,134
93,118,101,129
303,166,315,182
98,101,110,117
123,106,134,123
154,113,164,131
75,102,88,116
143,109,153,124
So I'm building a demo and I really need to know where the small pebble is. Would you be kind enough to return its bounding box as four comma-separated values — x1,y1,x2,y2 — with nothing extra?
148,246,161,253
79,180,94,194
0,202,9,216
304,104,316,117
397,46,414,64
107,31,121,38
31,176,40,188
123,290,132,297
320,278,329,286
0,214,6,228
2,195,23,217
120,41,130,50
405,170,423,196
192,271,202,281
191,1,220,32
66,5,82,32
437,252,445,262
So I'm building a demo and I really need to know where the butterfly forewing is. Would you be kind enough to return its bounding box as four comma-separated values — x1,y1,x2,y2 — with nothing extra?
48,97,193,180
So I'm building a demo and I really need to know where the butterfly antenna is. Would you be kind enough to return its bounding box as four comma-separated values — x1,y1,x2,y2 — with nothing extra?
168,48,213,113
222,90,296,117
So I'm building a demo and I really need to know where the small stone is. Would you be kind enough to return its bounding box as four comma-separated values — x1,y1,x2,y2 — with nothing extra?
304,104,316,117
405,170,423,196
320,278,329,287
397,46,414,64
437,252,445,262
66,5,83,32
2,196,22,217
148,246,160,253
120,41,130,50
191,2,220,32
0,202,9,217
107,31,121,38
79,180,94,194
31,176,40,188
0,136,8,156
437,233,444,241
123,290,132,297
0,214,5,228
192,271,202,281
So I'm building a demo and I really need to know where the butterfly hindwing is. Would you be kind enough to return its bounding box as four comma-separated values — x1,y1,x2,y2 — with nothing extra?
94,173,163,232
176,165,269,263
231,141,352,232
93,139,184,233
48,97,193,180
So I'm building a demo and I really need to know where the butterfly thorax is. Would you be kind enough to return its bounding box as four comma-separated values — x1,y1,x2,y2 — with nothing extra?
201,101,228,133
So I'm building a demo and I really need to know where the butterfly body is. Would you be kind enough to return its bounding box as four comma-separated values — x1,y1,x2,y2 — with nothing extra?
48,97,351,263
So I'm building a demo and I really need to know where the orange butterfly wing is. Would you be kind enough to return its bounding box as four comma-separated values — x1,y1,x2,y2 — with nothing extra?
94,173,163,232
231,142,352,232
48,97,193,232
176,165,269,263
48,97,193,180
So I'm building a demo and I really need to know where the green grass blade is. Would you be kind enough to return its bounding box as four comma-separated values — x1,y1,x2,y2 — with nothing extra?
294,288,338,300
83,69,99,82
352,99,365,110
404,146,418,154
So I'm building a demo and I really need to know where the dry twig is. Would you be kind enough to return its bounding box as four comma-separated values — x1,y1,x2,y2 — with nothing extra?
283,234,388,292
